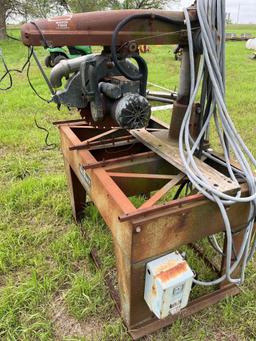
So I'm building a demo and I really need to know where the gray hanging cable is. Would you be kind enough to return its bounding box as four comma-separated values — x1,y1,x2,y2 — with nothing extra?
180,0,256,286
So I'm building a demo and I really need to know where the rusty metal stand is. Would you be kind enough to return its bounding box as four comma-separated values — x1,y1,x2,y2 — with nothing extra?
58,117,248,340
90,246,240,340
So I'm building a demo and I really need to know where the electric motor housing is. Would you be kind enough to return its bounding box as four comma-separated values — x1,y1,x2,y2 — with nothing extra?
51,52,151,129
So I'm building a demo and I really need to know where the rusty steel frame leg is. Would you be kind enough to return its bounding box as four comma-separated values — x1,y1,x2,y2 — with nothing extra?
59,123,136,325
189,243,222,276
58,119,249,340
63,159,87,222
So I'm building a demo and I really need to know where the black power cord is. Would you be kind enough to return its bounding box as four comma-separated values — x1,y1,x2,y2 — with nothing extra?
0,46,33,90
26,48,52,103
7,33,21,42
111,13,185,82
34,117,56,150
30,22,50,48
0,36,56,150
0,48,12,90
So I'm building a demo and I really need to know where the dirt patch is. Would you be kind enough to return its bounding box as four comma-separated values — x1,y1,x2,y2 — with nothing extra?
0,147,8,158
50,294,103,340
212,329,241,341
0,275,6,288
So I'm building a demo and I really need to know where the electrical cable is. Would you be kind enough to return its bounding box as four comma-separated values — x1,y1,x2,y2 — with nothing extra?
27,51,56,149
173,180,189,200
111,13,185,81
30,22,50,48
0,47,33,90
34,117,57,150
0,44,52,102
182,9,242,284
109,5,256,285
0,41,55,149
7,34,21,42
179,1,256,286
0,48,12,90
26,48,52,103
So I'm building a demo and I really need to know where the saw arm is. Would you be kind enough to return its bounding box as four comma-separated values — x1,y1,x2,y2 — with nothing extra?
21,9,198,47
20,7,199,129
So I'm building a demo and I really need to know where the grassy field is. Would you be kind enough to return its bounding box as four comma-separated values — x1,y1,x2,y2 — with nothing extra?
0,24,256,340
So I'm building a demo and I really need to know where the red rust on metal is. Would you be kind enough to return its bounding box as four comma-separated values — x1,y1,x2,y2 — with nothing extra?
189,243,221,275
69,135,136,151
156,260,188,283
152,284,157,297
84,139,137,151
129,285,240,340
119,193,205,222
83,151,155,170
69,128,121,150
140,173,185,209
56,118,249,340
108,172,174,180
90,246,241,341
52,118,87,126
20,10,193,47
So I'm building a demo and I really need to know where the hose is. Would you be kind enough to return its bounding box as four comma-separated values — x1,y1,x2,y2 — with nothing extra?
111,13,185,81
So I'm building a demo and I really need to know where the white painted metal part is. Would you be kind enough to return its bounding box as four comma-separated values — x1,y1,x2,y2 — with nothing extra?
246,38,256,50
151,104,173,112
144,251,194,319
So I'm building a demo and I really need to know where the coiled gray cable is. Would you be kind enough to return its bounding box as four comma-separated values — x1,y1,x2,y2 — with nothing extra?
181,0,256,286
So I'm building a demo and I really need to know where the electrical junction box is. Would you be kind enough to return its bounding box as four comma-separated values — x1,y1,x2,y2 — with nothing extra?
144,251,194,319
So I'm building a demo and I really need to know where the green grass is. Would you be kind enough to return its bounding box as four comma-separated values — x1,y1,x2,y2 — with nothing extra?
227,24,256,35
1,24,256,340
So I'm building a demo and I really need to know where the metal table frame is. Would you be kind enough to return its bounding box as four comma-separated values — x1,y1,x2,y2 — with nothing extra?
57,117,248,340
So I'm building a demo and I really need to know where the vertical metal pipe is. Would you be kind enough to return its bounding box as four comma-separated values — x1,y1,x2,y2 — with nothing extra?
169,48,191,139
169,48,201,140
176,48,191,105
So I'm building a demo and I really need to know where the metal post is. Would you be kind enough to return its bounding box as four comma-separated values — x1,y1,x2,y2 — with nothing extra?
32,49,55,96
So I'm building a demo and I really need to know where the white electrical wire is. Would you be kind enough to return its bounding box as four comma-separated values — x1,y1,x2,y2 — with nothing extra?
147,81,173,93
181,0,256,286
